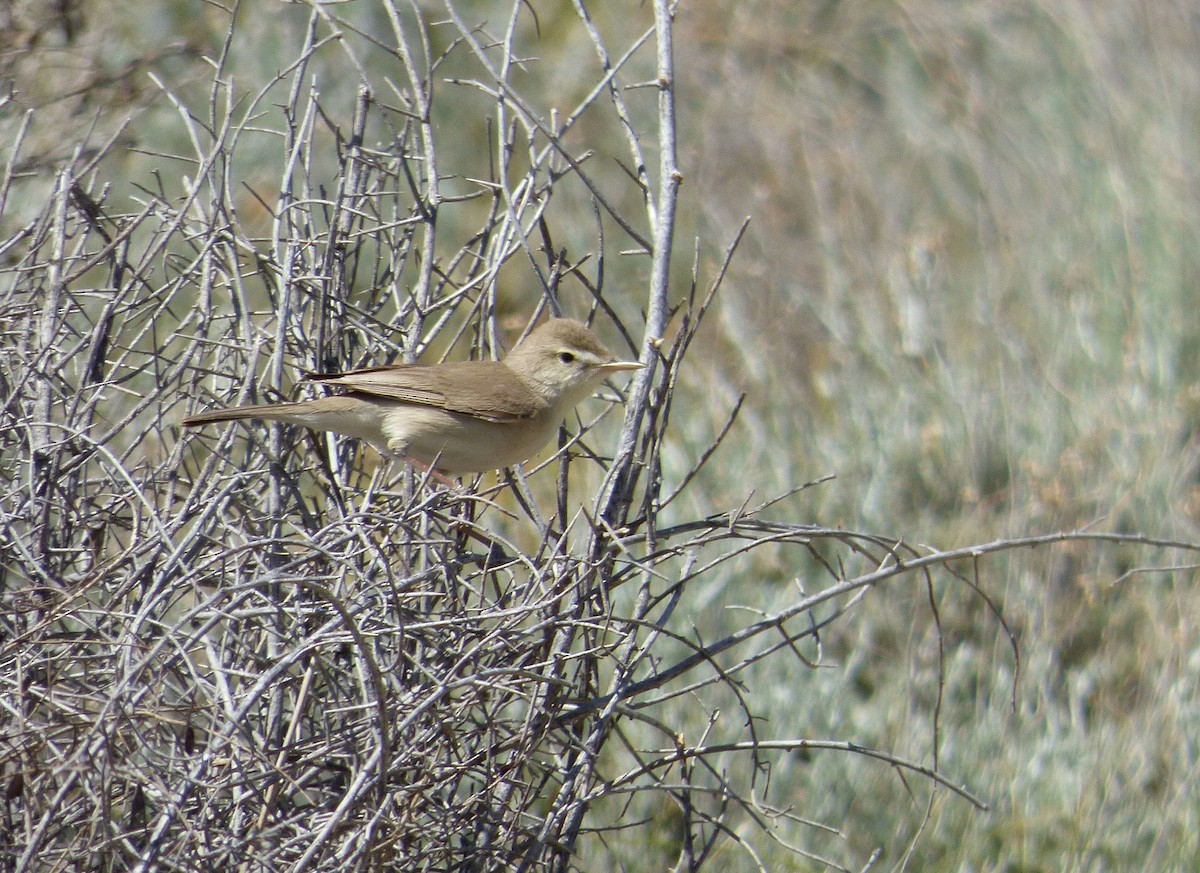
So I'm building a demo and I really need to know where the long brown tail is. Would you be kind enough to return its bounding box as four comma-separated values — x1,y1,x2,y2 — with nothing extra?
181,402,311,427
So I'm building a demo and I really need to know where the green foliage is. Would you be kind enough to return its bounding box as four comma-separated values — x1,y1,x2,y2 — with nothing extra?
675,1,1200,869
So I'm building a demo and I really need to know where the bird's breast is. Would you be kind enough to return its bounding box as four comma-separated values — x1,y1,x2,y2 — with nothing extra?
380,403,560,473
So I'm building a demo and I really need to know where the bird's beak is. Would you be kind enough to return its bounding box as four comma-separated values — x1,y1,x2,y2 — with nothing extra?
597,360,644,374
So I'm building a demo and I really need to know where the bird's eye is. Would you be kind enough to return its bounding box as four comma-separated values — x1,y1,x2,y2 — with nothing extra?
557,351,576,364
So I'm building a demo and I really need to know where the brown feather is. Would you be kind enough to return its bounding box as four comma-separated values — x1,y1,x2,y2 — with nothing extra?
303,359,547,422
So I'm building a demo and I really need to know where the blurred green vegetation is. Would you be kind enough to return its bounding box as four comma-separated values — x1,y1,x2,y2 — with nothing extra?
669,2,1200,870
6,0,1200,869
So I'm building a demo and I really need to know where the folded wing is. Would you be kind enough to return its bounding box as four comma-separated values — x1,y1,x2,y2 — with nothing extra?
304,359,547,423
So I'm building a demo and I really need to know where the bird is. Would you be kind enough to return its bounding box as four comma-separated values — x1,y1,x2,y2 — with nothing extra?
182,318,642,475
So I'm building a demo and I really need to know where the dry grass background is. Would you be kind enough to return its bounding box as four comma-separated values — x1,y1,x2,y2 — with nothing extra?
3,1,1200,871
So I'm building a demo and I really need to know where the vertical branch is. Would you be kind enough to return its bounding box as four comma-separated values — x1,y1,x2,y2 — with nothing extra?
387,0,440,348
29,166,74,572
320,84,373,372
34,167,71,459
596,0,680,526
529,3,682,867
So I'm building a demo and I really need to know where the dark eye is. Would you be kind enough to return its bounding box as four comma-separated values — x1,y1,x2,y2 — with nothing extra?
557,351,576,364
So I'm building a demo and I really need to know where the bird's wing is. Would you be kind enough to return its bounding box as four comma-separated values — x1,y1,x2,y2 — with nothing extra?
304,360,546,423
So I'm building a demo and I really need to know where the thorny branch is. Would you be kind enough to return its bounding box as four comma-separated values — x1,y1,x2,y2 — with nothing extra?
1,2,1194,872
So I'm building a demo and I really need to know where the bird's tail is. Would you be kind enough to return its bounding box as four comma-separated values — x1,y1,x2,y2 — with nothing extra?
181,402,312,427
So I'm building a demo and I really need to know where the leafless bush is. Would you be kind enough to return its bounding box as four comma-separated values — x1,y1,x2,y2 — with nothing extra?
3,2,1197,872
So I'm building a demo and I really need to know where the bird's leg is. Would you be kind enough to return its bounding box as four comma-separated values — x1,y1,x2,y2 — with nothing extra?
383,438,461,490
405,456,460,489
